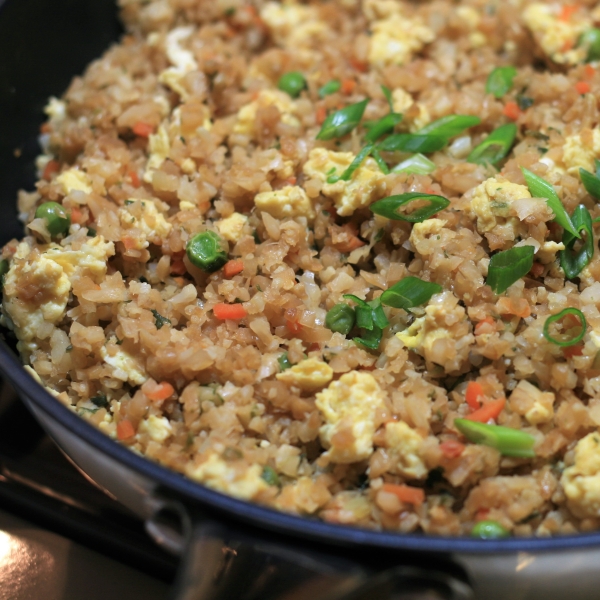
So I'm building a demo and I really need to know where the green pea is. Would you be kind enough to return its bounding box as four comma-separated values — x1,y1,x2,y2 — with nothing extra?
325,303,356,335
471,520,510,540
35,202,70,237
579,28,600,61
278,352,292,371
186,231,228,273
278,71,307,98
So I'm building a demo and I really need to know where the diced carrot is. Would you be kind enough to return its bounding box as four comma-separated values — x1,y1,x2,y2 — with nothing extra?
286,319,303,334
475,508,491,522
464,398,506,423
496,297,531,319
584,64,596,80
117,420,136,440
349,56,368,73
440,440,466,458
529,262,544,278
287,176,297,185
341,79,356,94
70,206,84,225
122,236,137,250
382,483,425,506
503,101,521,120
563,344,584,359
561,38,574,52
213,303,247,320
335,235,365,253
474,316,495,336
465,381,484,411
170,258,187,275
132,122,154,137
40,122,52,134
559,4,579,21
144,381,175,402
129,170,141,188
43,159,60,181
223,259,244,278
575,81,591,95
316,105,327,125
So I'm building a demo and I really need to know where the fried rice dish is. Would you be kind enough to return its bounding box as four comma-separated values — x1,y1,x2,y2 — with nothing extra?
6,0,600,538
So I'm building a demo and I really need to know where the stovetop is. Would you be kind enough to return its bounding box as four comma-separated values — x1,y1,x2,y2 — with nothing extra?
0,380,178,599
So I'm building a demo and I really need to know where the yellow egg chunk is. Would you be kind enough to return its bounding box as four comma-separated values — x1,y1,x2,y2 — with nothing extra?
56,168,93,195
276,357,334,391
316,370,385,464
384,421,428,480
138,414,173,443
254,186,315,220
234,90,300,136
100,347,148,386
216,212,249,243
303,148,386,216
561,433,600,518
186,453,270,501
117,199,172,251
143,124,170,183
562,129,600,174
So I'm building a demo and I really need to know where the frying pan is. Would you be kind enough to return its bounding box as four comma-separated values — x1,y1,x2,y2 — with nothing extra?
3,1,600,598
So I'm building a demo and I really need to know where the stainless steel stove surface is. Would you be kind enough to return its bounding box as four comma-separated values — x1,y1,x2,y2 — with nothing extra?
0,381,177,599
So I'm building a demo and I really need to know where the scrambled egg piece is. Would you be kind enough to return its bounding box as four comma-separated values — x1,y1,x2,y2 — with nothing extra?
234,90,300,136
158,26,198,99
2,238,114,356
468,176,531,234
260,2,328,48
396,290,474,373
117,199,172,250
138,414,173,443
410,219,447,255
315,370,385,463
56,168,93,195
100,347,148,386
385,421,428,479
561,433,600,518
44,97,67,122
303,148,386,216
537,240,565,265
216,212,249,243
509,380,555,425
392,88,414,114
254,186,315,220
186,453,270,500
276,357,333,391
143,124,170,183
562,129,600,174
523,3,590,65
367,10,434,68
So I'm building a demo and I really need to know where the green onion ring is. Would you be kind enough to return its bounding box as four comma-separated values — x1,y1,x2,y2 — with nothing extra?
370,193,450,223
543,307,587,348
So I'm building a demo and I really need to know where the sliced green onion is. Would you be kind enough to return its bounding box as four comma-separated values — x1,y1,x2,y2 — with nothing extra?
186,231,228,272
354,325,383,350
578,28,600,62
151,308,171,330
378,133,448,154
579,163,600,199
318,79,341,98
380,276,442,310
364,113,403,143
277,71,307,98
371,148,390,174
329,143,375,183
486,245,535,295
278,352,292,371
355,304,374,330
370,299,389,329
485,66,517,99
316,99,369,141
381,84,394,112
392,153,436,175
417,115,482,139
370,192,450,223
516,94,534,110
521,167,580,238
543,307,587,348
467,123,517,166
454,419,536,458
325,303,356,335
261,465,281,487
560,205,594,279
471,520,510,539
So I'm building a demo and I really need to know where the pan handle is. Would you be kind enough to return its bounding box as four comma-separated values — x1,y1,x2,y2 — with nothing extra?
145,501,474,600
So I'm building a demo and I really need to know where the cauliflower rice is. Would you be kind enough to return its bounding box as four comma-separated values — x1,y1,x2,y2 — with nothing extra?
5,0,600,537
